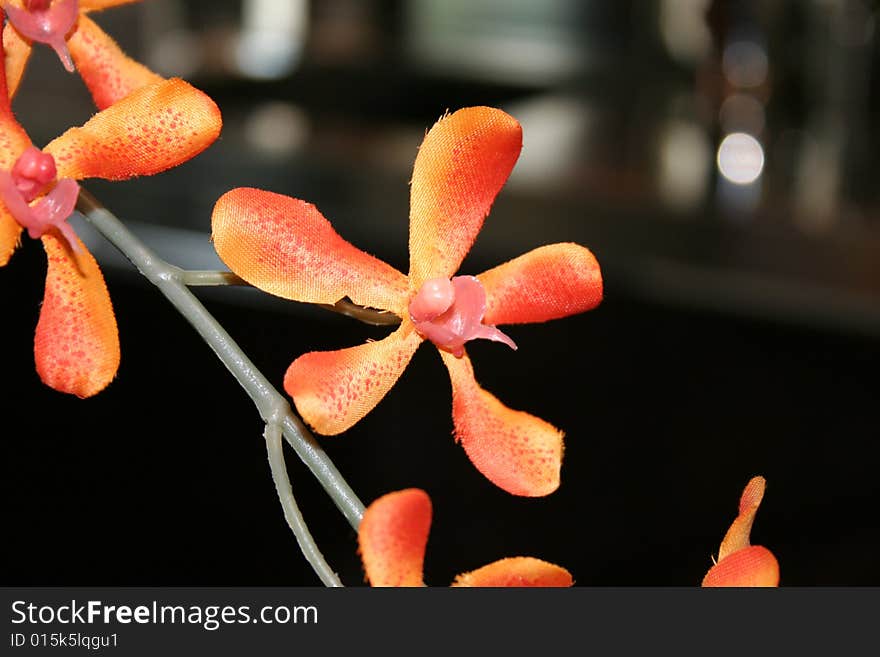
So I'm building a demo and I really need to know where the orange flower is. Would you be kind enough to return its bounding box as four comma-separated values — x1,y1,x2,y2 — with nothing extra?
211,106,603,497
0,17,222,396
701,476,780,587
358,488,573,587
2,0,163,108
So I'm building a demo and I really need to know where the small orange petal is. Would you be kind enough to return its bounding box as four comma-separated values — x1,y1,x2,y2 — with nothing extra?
479,243,603,326
408,107,522,289
284,322,423,435
3,21,31,99
79,0,141,11
0,205,22,266
35,233,120,397
68,15,164,110
738,475,766,514
44,77,221,180
440,350,563,497
719,476,766,560
702,545,780,587
452,557,573,587
212,188,409,314
358,488,431,587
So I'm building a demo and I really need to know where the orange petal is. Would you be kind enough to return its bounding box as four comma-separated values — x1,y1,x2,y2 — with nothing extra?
408,106,522,289
702,545,780,587
0,121,28,267
43,77,221,180
284,322,423,435
0,28,30,268
0,113,29,170
452,557,573,587
0,40,31,169
212,188,409,314
68,15,164,110
3,21,31,99
35,233,120,397
0,205,22,266
479,243,603,326
358,488,431,587
80,0,141,11
440,349,563,496
719,476,766,560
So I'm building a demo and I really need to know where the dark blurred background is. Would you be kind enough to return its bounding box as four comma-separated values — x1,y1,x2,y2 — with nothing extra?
3,0,880,586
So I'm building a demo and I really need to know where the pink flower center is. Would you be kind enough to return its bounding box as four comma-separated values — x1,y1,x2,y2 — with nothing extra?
0,148,81,250
409,275,517,357
12,146,57,202
6,0,79,73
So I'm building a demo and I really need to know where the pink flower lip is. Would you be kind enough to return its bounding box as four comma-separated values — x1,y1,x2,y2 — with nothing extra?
1,147,81,250
5,0,79,72
409,275,517,357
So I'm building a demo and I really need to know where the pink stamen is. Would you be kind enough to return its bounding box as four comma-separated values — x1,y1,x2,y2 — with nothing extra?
409,277,455,323
5,0,80,73
409,275,517,357
12,146,57,202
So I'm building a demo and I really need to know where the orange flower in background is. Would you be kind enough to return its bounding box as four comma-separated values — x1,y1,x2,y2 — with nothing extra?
0,18,222,396
2,0,163,108
702,476,780,587
211,106,603,497
358,488,573,587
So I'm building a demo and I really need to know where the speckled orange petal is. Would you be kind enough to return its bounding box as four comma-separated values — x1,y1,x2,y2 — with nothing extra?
452,557,573,587
212,188,409,315
80,0,140,11
35,233,120,397
284,322,423,435
68,14,164,110
702,545,780,587
0,28,30,268
0,42,30,169
0,116,29,170
408,106,522,289
2,21,31,99
479,243,603,326
0,205,22,266
718,476,766,560
358,488,431,587
43,77,221,180
440,349,563,497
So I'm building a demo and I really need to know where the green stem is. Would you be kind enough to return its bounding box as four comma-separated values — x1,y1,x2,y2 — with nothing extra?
74,187,365,533
179,269,402,327
179,270,248,286
264,421,343,586
316,299,402,326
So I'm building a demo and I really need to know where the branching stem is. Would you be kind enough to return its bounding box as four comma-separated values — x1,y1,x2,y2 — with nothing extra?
264,421,343,586
75,188,365,583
